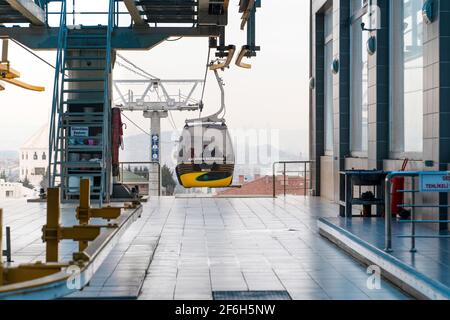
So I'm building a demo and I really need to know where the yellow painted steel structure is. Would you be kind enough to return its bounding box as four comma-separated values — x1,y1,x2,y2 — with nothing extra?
1,77,45,91
42,179,121,261
0,179,125,287
0,203,68,287
0,187,142,299
0,39,45,92
178,171,233,188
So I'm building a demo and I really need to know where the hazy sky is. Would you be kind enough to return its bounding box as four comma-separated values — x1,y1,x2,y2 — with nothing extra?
0,0,310,151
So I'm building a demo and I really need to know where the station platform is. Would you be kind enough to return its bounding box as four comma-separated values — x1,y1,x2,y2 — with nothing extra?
318,217,450,300
1,197,409,300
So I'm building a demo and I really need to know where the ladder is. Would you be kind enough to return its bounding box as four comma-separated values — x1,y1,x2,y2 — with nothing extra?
49,0,115,204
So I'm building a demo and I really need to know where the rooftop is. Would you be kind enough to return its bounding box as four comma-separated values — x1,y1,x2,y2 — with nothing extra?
21,124,48,150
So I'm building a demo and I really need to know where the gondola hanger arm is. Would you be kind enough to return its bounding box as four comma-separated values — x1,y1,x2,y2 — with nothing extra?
236,46,252,69
209,46,236,71
186,69,225,124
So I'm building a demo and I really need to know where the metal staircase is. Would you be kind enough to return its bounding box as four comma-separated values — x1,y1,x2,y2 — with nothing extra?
49,0,115,203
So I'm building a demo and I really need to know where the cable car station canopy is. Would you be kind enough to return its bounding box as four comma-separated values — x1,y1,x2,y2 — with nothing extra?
0,0,259,50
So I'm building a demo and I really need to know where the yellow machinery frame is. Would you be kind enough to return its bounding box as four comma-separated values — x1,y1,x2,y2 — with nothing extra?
1,179,125,286
42,179,122,262
0,39,45,92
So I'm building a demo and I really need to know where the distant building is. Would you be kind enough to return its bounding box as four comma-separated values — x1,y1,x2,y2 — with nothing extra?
0,179,22,199
19,125,48,187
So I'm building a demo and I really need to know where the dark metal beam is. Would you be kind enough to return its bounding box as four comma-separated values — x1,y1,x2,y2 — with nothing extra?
0,26,222,50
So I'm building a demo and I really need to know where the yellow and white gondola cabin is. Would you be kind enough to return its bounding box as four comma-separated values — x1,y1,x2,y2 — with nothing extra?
176,122,235,188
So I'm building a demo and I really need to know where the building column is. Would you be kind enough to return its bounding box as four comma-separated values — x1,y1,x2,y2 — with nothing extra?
367,0,389,171
310,9,325,196
143,111,168,196
332,0,351,214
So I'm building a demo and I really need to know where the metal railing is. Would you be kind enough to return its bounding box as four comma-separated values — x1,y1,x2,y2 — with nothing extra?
385,171,450,252
0,209,12,266
48,0,67,189
103,0,115,203
2,226,11,263
272,161,313,198
118,162,161,197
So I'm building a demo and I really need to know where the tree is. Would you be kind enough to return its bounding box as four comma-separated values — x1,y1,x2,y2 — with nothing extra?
21,175,33,189
0,170,7,181
40,168,49,190
161,165,176,196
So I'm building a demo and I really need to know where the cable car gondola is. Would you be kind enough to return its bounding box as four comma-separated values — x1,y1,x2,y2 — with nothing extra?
176,70,235,188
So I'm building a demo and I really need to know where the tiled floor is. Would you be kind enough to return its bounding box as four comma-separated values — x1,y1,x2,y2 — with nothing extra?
66,215,159,299
136,196,409,300
323,216,450,289
0,196,409,300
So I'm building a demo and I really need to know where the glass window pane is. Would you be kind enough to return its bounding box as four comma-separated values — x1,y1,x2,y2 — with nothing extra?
350,13,369,153
324,10,333,153
390,0,423,154
351,0,364,14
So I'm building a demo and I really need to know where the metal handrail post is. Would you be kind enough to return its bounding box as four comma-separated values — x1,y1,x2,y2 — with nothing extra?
5,226,11,263
158,163,161,197
411,178,417,252
304,162,307,197
385,174,393,252
271,161,313,198
272,162,277,198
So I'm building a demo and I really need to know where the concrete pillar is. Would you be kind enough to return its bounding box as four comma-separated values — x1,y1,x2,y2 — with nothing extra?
144,111,168,196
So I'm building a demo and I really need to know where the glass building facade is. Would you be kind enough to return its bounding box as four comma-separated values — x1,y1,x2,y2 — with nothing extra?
310,0,450,224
